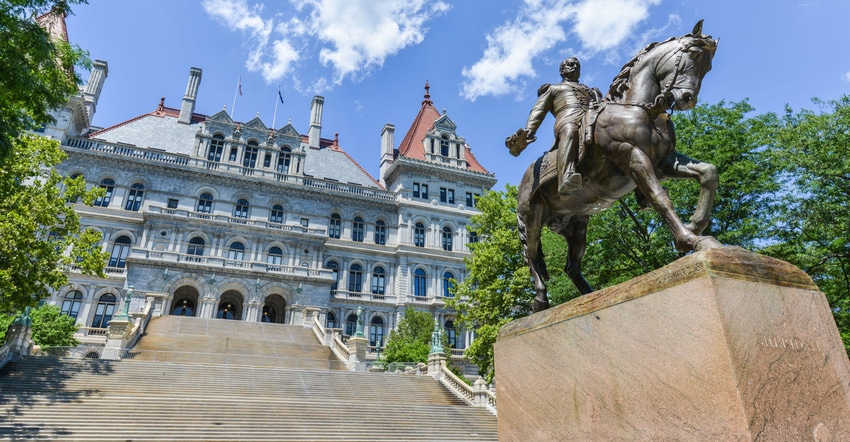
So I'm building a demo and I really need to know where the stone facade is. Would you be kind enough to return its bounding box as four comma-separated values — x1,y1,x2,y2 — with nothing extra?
42,61,496,354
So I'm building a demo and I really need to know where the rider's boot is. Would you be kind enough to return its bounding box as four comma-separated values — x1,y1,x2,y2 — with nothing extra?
558,165,583,196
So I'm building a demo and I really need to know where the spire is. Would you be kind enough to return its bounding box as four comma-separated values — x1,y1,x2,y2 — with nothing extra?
422,80,432,106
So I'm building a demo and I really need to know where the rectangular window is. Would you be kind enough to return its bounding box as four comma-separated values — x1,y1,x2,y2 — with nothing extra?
413,183,420,198
167,198,179,209
421,184,428,199
300,218,309,227
466,192,473,207
229,147,238,161
263,153,272,168
448,189,455,204
440,187,447,203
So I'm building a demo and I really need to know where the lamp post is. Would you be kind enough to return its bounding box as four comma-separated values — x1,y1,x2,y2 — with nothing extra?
161,268,170,292
114,286,134,321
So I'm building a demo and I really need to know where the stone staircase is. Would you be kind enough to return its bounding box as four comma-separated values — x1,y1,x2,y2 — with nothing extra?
127,316,347,369
0,316,498,441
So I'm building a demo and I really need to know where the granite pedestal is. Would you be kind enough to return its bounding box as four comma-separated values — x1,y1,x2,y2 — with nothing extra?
495,247,850,441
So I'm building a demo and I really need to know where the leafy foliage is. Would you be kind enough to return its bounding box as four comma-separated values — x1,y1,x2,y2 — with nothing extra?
0,303,78,347
0,134,107,312
761,96,850,352
382,307,435,363
0,0,90,157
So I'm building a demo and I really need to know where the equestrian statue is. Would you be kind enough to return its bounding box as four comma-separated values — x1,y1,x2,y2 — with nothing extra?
506,20,721,313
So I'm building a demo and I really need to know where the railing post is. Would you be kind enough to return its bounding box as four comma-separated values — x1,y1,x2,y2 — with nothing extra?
473,377,489,407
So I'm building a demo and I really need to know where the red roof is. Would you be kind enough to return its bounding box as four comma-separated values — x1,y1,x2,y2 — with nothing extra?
36,10,69,43
396,82,490,174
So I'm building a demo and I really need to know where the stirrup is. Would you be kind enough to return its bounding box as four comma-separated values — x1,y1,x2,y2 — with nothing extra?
558,172,583,196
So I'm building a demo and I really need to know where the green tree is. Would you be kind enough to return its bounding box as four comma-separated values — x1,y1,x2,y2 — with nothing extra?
0,134,107,312
0,0,89,157
382,307,434,363
447,185,534,382
762,96,850,352
0,303,79,347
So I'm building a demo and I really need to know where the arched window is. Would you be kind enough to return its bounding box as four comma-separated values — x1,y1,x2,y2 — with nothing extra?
440,135,450,157
348,264,363,292
469,231,479,245
326,261,340,292
442,226,453,251
243,140,259,168
61,291,83,318
445,319,457,348
345,314,357,336
228,242,245,261
267,246,283,265
196,193,213,214
326,311,337,329
270,204,284,224
443,271,455,298
233,199,249,219
91,294,116,328
414,268,427,297
371,266,386,295
187,236,205,257
278,146,292,174
352,216,364,242
94,178,114,207
124,183,145,211
370,316,385,347
208,134,225,162
329,213,341,239
108,236,132,268
414,222,426,247
374,220,386,245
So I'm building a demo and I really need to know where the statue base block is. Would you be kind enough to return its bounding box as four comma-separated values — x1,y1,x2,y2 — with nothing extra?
495,247,850,441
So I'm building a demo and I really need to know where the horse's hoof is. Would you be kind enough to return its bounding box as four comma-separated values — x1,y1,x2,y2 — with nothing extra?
694,236,723,251
532,298,550,313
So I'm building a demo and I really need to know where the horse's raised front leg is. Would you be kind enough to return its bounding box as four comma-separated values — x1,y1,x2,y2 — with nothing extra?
517,197,550,312
623,148,716,252
659,152,718,235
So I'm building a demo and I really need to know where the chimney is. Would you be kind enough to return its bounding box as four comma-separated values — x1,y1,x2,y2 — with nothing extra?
308,95,324,148
379,123,395,187
83,60,108,124
178,67,203,124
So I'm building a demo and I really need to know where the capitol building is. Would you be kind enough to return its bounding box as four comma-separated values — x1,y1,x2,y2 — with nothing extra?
39,22,496,354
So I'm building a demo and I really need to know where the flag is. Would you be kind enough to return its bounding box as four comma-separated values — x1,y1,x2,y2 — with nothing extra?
238,76,243,96
278,88,284,104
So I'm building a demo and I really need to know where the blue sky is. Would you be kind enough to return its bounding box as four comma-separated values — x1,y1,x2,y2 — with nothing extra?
66,0,850,187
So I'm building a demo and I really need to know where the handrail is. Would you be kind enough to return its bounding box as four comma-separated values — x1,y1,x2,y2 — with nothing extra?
437,361,497,415
125,298,155,349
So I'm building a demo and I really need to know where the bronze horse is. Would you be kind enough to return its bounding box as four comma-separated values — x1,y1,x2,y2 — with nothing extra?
512,21,722,313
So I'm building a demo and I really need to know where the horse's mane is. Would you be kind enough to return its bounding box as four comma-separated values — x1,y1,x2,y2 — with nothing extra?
605,37,675,102
606,32,716,103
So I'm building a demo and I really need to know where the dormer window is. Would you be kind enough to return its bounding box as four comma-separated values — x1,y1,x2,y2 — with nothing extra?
278,146,292,174
243,140,259,169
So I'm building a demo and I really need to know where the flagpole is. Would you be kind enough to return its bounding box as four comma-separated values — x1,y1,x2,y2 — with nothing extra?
231,75,241,118
272,85,280,129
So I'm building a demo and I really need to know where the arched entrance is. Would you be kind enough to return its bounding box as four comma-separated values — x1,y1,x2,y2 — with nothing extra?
217,290,244,320
261,294,287,324
171,286,199,317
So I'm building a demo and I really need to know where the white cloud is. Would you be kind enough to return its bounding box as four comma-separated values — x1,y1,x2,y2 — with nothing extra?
460,0,661,101
202,0,448,90
842,71,850,83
